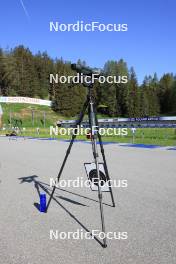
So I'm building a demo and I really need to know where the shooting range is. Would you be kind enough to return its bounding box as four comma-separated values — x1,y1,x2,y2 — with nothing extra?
1,0,176,262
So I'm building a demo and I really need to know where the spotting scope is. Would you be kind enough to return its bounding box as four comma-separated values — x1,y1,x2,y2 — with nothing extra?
71,63,102,76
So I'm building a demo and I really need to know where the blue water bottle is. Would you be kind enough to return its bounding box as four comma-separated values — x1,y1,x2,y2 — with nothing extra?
40,194,46,212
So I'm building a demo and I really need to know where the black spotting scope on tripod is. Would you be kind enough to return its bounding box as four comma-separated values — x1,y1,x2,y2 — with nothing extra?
46,63,115,248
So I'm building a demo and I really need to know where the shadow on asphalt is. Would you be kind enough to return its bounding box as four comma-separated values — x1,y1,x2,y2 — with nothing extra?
18,175,108,248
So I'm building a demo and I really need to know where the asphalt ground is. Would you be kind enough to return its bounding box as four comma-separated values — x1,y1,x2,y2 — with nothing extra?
0,137,176,264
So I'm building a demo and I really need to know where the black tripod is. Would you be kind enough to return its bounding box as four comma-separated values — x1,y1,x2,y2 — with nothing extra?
46,84,115,248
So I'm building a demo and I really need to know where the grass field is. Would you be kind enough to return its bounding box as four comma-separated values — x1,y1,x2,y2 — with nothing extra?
0,103,62,127
0,127,175,146
0,103,176,146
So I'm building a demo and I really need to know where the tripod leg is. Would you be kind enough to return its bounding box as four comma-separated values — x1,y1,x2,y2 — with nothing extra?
97,132,116,207
95,115,116,207
46,98,89,212
88,102,107,248
93,142,107,248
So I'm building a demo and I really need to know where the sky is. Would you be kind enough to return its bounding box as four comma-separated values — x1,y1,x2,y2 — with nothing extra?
0,0,176,83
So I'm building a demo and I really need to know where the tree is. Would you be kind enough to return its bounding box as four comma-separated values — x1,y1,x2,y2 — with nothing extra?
0,45,176,118
126,67,140,117
159,73,174,114
51,60,86,116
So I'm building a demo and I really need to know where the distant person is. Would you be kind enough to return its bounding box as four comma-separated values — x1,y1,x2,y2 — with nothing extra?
36,127,40,135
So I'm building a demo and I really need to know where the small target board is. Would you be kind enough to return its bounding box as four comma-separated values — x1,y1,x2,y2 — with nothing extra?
84,162,110,192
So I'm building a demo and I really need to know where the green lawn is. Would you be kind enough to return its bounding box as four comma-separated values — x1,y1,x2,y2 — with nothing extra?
0,127,175,146
0,103,64,127
0,103,176,146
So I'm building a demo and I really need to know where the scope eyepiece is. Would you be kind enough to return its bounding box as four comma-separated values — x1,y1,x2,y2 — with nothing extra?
71,63,101,76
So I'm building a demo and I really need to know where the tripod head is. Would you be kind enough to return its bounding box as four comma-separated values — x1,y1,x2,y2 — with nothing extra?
71,63,101,76
71,63,102,89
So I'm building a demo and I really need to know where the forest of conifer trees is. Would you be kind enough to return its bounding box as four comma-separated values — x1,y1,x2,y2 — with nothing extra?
0,45,176,117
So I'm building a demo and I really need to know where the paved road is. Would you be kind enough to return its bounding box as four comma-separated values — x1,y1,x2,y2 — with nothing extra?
0,137,176,264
